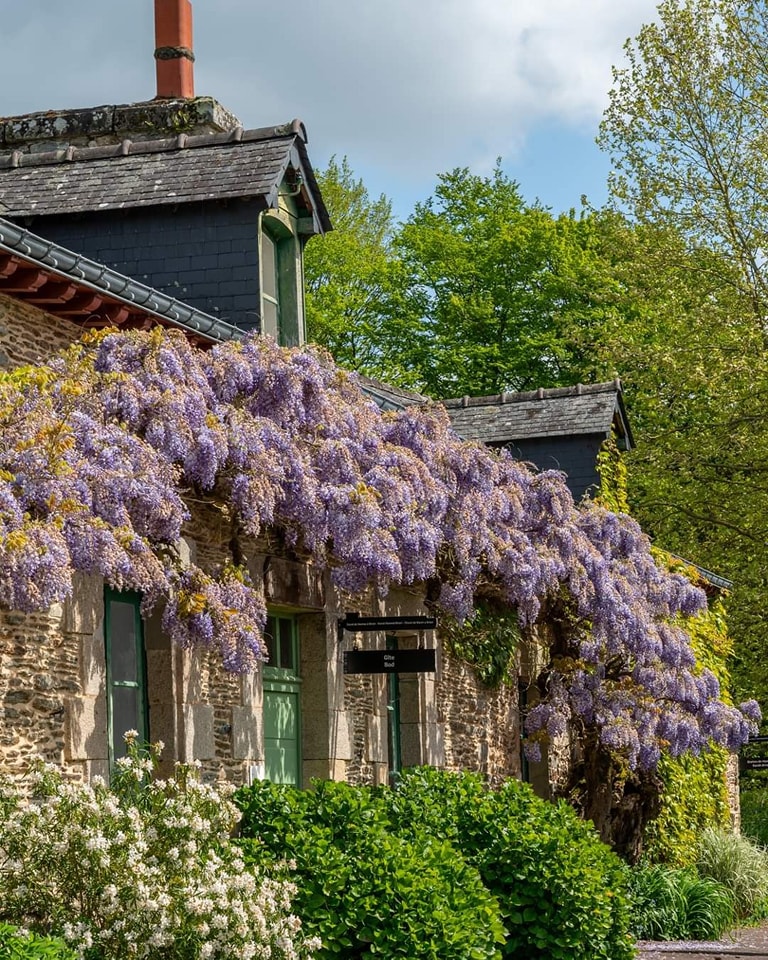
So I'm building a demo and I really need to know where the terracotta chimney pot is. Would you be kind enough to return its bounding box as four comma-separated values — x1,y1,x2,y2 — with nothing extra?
154,0,195,99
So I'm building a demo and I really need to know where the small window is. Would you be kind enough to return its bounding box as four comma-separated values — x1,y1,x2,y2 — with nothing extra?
105,589,148,765
264,613,298,674
261,232,280,339
260,209,302,347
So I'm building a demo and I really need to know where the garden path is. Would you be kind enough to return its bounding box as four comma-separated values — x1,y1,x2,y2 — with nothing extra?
638,921,768,958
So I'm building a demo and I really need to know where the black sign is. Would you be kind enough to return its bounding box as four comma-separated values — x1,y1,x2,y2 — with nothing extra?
340,613,437,634
343,649,436,674
744,758,768,771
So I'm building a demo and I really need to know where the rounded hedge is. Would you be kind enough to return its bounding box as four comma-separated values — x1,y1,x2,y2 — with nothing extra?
380,768,634,960
236,779,505,959
236,770,634,960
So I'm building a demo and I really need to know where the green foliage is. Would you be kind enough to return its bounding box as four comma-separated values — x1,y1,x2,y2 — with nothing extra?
440,600,522,686
644,752,731,867
0,925,76,960
739,788,768,847
598,0,768,716
394,165,619,397
627,864,734,941
304,157,420,386
236,771,634,960
600,0,768,308
642,588,733,866
380,768,635,960
235,778,505,960
696,827,768,920
599,432,736,866
595,435,630,514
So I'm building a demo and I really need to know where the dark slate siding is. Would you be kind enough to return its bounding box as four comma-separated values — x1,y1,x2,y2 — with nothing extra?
494,434,605,503
25,199,263,332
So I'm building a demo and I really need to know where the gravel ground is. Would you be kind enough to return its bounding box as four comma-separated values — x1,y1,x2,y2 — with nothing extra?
637,922,768,958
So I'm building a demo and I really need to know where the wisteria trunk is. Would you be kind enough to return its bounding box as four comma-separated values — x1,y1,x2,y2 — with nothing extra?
561,732,663,864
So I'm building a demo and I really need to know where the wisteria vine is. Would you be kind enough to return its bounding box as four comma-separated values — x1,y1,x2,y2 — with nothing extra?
0,328,758,768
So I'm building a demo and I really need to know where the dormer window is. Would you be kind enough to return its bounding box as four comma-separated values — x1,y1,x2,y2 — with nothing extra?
260,199,304,347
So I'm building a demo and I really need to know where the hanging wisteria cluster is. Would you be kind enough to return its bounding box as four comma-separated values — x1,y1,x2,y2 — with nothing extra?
0,328,758,768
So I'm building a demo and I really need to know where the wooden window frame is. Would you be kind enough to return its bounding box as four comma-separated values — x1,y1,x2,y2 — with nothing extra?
104,588,149,769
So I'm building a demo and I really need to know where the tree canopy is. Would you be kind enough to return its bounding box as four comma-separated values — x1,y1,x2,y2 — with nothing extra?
0,327,756,778
599,0,768,312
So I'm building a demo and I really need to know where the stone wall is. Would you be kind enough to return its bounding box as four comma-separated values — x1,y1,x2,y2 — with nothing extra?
437,653,520,786
0,293,83,369
0,605,81,782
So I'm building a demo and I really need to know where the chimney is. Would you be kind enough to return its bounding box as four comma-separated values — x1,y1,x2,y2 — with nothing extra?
154,0,195,99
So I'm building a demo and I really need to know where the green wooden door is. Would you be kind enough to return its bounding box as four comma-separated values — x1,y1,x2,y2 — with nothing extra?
263,614,301,785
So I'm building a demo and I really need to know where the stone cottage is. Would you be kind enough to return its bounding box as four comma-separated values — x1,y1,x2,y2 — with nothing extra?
1,2,732,818
0,0,531,793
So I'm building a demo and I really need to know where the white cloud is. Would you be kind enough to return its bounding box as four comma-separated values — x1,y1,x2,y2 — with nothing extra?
1,1,659,198
199,0,659,176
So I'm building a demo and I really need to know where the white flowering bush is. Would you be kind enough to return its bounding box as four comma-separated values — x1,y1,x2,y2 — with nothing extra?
0,738,317,960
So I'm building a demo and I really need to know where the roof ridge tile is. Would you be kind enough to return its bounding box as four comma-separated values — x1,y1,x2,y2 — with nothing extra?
0,120,302,170
442,380,622,408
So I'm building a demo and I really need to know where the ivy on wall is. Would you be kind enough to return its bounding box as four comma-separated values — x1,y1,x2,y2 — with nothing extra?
597,436,734,864
440,601,522,687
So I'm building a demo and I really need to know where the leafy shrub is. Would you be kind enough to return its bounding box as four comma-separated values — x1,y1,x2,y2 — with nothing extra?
0,740,315,960
628,864,734,941
696,826,768,920
236,778,504,959
739,786,768,847
381,768,634,960
0,924,76,960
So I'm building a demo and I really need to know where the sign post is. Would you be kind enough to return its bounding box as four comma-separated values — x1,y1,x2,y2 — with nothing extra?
338,612,437,675
740,735,768,776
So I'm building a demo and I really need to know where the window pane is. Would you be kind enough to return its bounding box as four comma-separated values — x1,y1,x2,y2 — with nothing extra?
262,297,278,336
265,616,276,665
262,234,278,299
111,686,141,759
279,618,295,671
109,600,138,681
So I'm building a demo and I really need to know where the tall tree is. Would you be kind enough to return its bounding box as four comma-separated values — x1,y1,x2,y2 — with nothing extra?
394,166,618,398
304,157,421,387
599,0,768,315
598,0,768,711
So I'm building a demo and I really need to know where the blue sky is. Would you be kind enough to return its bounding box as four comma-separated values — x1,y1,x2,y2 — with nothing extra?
2,1,659,223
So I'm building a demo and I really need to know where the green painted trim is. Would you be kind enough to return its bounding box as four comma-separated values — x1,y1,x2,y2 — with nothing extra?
263,611,302,785
260,207,302,348
386,635,402,785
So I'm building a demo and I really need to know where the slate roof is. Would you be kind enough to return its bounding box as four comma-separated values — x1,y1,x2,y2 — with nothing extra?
0,215,241,344
442,381,634,449
356,375,428,412
0,121,331,233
